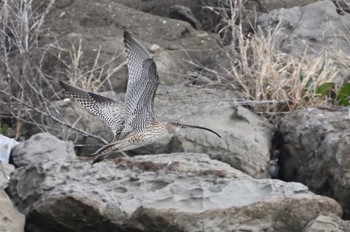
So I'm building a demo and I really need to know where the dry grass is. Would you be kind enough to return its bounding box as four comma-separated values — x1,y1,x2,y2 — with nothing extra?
0,0,56,138
202,0,348,121
0,0,121,144
47,38,126,92
230,27,340,118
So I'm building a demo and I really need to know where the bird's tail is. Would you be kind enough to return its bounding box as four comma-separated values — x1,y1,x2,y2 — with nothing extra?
91,142,118,165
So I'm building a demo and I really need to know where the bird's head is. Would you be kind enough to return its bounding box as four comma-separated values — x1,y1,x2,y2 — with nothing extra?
166,121,183,133
166,121,221,138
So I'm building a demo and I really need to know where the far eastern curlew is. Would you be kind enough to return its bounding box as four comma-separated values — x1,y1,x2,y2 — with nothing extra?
59,31,221,165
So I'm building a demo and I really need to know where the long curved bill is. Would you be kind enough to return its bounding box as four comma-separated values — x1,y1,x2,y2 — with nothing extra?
181,124,221,138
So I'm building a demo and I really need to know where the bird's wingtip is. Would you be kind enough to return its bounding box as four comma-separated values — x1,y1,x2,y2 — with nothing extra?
58,81,65,87
91,156,103,166
59,81,72,91
123,30,132,40
91,159,98,166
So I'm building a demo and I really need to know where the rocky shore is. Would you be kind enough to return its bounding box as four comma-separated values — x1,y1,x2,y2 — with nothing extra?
2,0,350,231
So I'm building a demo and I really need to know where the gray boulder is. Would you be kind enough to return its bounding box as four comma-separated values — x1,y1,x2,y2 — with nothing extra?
257,1,350,57
277,108,350,218
246,0,319,12
153,86,274,178
0,154,24,232
302,214,350,232
7,147,341,232
114,0,321,33
0,162,23,232
0,190,25,232
11,132,75,167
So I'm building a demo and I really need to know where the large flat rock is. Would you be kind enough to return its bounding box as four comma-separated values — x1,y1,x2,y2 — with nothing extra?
7,146,341,231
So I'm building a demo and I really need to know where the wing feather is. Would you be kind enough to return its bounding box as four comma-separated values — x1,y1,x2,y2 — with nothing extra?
121,32,160,137
59,81,125,138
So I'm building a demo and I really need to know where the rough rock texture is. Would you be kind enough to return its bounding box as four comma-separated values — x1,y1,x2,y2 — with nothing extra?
153,86,274,179
247,0,319,12
4,0,350,230
113,0,200,18
6,140,342,232
112,0,217,32
41,0,222,90
169,5,201,29
114,0,322,32
49,86,274,178
302,214,350,232
11,132,75,167
276,108,350,218
0,189,25,232
0,162,24,232
257,1,350,57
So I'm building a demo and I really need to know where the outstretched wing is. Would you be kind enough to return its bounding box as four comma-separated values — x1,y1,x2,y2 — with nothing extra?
59,81,125,138
121,31,159,137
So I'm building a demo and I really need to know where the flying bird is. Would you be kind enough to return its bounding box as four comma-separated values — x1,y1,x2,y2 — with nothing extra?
60,31,221,165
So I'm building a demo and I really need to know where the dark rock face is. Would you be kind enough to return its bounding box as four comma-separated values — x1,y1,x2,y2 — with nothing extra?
169,5,201,29
277,108,350,218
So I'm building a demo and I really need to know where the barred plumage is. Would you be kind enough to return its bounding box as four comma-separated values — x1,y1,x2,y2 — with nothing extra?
59,82,125,139
60,31,221,165
121,31,159,137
